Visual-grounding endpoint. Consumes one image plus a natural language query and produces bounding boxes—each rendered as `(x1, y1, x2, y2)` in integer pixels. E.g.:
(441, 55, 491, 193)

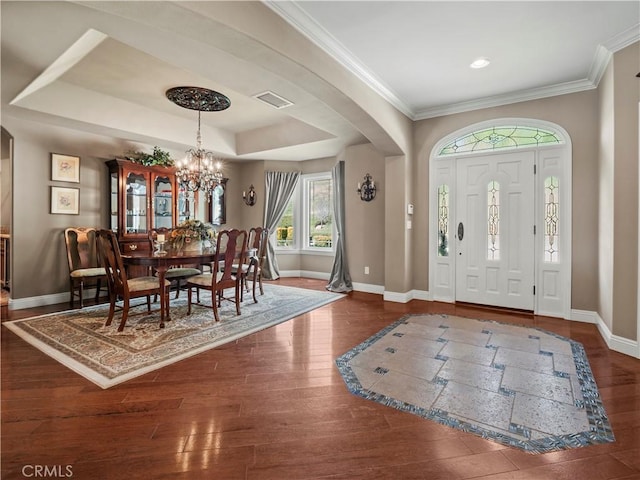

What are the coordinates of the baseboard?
(9, 291, 69, 310)
(412, 289, 432, 301)
(280, 270, 433, 303)
(383, 289, 431, 303)
(352, 282, 385, 295)
(279, 270, 330, 281)
(8, 288, 102, 311)
(279, 270, 386, 295)
(571, 309, 639, 359)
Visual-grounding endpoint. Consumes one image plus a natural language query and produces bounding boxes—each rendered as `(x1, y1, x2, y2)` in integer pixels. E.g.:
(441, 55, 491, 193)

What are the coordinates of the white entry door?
(455, 151, 535, 310)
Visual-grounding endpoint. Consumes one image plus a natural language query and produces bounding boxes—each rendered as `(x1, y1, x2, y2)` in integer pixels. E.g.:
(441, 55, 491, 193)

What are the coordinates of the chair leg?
(235, 282, 241, 315)
(118, 298, 130, 332)
(69, 281, 75, 308)
(95, 279, 101, 301)
(251, 270, 258, 303)
(146, 295, 151, 312)
(212, 289, 221, 322)
(79, 281, 84, 308)
(166, 287, 171, 320)
(258, 273, 264, 295)
(187, 287, 192, 315)
(105, 295, 116, 326)
(174, 280, 181, 299)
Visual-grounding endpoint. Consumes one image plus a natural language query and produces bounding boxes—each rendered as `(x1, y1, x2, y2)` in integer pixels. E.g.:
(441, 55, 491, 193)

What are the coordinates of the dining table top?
(120, 247, 220, 266)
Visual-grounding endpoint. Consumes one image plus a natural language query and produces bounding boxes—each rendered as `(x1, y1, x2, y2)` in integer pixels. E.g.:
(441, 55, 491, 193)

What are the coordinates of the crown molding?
(603, 23, 640, 52)
(263, 0, 414, 118)
(414, 78, 598, 120)
(266, 3, 639, 121)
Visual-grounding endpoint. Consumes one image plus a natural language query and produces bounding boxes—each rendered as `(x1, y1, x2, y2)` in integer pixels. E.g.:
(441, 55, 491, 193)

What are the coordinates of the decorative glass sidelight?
(544, 176, 559, 262)
(487, 181, 500, 260)
(439, 126, 562, 156)
(437, 184, 450, 256)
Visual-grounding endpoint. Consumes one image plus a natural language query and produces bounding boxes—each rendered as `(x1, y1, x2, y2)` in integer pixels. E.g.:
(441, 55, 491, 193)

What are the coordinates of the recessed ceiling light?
(470, 57, 490, 69)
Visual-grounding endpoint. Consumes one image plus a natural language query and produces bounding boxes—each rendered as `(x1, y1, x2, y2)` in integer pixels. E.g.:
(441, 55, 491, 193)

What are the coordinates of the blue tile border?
(335, 314, 615, 454)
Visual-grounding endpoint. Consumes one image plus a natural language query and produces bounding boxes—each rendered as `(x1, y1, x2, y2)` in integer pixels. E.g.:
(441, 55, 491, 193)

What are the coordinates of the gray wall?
(600, 42, 639, 340)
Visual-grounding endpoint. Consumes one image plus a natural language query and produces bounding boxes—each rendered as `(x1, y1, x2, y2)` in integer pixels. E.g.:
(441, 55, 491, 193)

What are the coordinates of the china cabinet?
(107, 159, 179, 254)
(107, 159, 227, 254)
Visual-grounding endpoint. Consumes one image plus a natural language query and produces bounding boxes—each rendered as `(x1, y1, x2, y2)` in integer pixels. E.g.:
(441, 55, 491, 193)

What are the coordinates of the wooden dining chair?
(186, 229, 248, 322)
(148, 228, 201, 298)
(64, 227, 107, 308)
(97, 229, 171, 332)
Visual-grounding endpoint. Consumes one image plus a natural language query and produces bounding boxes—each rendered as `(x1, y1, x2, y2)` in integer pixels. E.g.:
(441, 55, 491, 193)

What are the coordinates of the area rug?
(4, 284, 343, 389)
(336, 313, 615, 453)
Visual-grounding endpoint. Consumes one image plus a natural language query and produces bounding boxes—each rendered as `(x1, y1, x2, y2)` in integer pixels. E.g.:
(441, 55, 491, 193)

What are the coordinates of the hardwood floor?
(2, 278, 639, 479)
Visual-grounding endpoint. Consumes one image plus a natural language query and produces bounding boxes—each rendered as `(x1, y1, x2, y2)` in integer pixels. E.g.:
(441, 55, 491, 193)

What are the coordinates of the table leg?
(156, 267, 167, 328)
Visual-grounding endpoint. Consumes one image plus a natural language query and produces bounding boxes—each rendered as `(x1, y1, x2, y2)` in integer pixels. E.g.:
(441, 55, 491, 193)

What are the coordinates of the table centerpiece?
(170, 219, 217, 253)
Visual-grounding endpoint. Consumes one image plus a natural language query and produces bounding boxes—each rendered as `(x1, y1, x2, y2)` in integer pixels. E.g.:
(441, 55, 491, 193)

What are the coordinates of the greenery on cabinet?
(124, 146, 174, 167)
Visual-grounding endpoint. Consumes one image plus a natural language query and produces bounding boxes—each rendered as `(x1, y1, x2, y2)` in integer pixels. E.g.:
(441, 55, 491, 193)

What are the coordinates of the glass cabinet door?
(211, 183, 226, 225)
(153, 174, 173, 229)
(125, 171, 148, 234)
(178, 189, 196, 224)
(110, 171, 118, 232)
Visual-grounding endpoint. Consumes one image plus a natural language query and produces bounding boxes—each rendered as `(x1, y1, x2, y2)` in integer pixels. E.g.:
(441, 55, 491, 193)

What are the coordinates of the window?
(274, 173, 334, 253)
(487, 180, 500, 260)
(544, 176, 559, 263)
(437, 184, 449, 257)
(439, 126, 562, 156)
(276, 197, 295, 248)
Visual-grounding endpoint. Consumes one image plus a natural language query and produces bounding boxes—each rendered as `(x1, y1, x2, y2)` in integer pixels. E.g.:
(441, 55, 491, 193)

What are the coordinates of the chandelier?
(166, 86, 230, 200)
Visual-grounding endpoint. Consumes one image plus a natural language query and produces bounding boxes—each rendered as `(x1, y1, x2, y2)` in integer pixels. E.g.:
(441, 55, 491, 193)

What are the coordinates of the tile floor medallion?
(336, 314, 615, 453)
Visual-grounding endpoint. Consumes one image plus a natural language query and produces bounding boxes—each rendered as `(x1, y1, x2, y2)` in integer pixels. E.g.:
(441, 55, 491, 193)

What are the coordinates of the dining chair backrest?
(213, 229, 248, 282)
(247, 227, 265, 258)
(97, 229, 128, 296)
(256, 227, 269, 263)
(65, 227, 100, 273)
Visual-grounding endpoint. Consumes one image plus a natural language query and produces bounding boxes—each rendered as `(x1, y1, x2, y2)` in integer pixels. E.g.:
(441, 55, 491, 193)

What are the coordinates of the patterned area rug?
(5, 285, 343, 388)
(336, 314, 615, 453)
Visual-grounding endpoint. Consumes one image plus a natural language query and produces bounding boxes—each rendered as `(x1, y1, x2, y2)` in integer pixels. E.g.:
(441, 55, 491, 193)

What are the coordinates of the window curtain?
(262, 171, 300, 280)
(326, 161, 353, 292)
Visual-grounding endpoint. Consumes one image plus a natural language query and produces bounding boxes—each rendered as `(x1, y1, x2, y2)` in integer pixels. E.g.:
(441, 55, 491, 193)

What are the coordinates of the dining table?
(120, 247, 220, 327)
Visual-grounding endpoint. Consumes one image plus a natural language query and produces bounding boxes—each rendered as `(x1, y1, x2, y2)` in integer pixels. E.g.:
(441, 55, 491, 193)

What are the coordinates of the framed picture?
(51, 186, 79, 215)
(51, 153, 80, 183)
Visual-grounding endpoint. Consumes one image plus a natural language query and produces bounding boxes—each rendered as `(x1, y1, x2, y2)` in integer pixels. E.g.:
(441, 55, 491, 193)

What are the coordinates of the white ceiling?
(2, 1, 638, 162)
(270, 0, 640, 118)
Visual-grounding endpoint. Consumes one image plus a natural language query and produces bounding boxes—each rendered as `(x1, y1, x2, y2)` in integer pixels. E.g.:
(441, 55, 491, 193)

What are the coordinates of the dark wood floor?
(2, 278, 639, 479)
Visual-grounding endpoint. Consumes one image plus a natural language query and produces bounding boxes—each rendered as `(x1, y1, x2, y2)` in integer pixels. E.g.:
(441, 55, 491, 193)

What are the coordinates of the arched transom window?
(439, 126, 562, 156)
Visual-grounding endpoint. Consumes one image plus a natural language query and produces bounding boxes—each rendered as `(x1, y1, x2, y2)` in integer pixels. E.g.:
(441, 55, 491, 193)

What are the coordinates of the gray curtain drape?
(262, 171, 300, 280)
(326, 161, 353, 292)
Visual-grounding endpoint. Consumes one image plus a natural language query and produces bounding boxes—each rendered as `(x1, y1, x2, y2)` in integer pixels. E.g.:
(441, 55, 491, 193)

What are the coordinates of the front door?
(455, 151, 535, 310)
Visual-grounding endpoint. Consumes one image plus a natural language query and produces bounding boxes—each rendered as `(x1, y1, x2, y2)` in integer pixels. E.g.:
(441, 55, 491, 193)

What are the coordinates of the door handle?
(457, 222, 464, 241)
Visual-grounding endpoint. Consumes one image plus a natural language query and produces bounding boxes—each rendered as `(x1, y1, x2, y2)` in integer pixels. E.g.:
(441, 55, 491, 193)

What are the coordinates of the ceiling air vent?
(253, 91, 293, 109)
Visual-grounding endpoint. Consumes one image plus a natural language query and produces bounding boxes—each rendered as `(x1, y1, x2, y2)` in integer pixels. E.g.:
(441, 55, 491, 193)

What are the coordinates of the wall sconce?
(357, 173, 376, 202)
(243, 184, 257, 206)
